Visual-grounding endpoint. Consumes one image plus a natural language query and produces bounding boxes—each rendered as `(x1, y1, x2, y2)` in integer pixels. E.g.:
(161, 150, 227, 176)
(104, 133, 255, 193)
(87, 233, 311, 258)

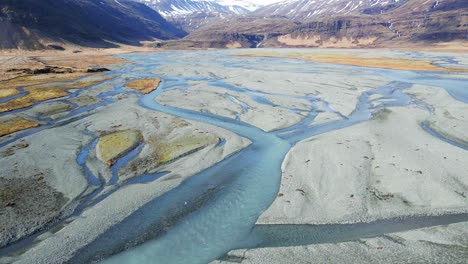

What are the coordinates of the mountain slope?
(255, 0, 406, 20)
(166, 0, 467, 49)
(216, 0, 267, 12)
(135, 0, 259, 32)
(270, 0, 468, 47)
(0, 0, 187, 49)
(163, 15, 300, 48)
(135, 0, 250, 17)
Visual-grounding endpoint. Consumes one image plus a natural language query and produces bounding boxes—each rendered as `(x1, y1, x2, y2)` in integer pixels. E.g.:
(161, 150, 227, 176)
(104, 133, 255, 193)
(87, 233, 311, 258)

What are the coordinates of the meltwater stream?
(66, 51, 466, 264)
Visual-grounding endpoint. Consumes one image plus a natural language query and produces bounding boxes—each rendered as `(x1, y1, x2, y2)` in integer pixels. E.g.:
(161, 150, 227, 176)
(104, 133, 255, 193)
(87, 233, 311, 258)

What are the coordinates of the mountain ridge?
(134, 0, 255, 17)
(161, 0, 467, 49)
(254, 0, 406, 20)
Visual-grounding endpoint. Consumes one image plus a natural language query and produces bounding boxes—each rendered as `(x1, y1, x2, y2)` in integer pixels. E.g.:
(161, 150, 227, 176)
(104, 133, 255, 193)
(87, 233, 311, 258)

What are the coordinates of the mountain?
(135, 0, 278, 32)
(135, 0, 251, 18)
(278, 0, 468, 45)
(164, 0, 467, 49)
(217, 0, 267, 12)
(0, 0, 187, 49)
(254, 0, 407, 20)
(167, 15, 299, 48)
(1, 0, 465, 50)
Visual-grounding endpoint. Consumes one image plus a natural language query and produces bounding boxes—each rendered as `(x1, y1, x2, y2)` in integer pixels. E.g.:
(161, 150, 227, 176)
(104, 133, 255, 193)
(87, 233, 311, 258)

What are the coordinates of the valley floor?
(0, 48, 467, 264)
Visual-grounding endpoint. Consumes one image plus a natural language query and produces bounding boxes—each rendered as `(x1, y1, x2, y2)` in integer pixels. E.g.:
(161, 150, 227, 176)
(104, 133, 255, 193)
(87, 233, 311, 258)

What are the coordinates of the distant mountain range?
(134, 0, 269, 32)
(0, 0, 186, 49)
(161, 0, 468, 49)
(0, 0, 466, 50)
(254, 0, 407, 20)
(135, 0, 266, 17)
(135, 0, 248, 17)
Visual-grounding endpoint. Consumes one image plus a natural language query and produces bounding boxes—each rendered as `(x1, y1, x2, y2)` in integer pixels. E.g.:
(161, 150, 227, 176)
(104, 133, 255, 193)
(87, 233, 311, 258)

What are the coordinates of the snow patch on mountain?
(136, 0, 279, 17)
(255, 0, 405, 20)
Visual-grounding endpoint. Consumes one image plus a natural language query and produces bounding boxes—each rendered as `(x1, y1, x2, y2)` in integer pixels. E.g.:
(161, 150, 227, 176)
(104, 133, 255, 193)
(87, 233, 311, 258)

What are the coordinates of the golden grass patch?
(0, 118, 40, 137)
(96, 130, 143, 166)
(300, 53, 445, 71)
(0, 75, 114, 113)
(239, 52, 468, 72)
(39, 103, 71, 115)
(0, 89, 19, 99)
(30, 76, 115, 90)
(0, 74, 87, 90)
(126, 78, 161, 94)
(150, 134, 219, 164)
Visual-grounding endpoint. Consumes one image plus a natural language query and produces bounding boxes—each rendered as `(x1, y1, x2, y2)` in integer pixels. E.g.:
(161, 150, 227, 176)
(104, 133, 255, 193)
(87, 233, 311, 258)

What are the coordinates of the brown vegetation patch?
(0, 52, 127, 84)
(148, 134, 219, 164)
(303, 53, 465, 72)
(96, 130, 143, 166)
(0, 75, 113, 113)
(0, 88, 19, 99)
(239, 52, 468, 72)
(0, 118, 39, 137)
(126, 78, 161, 94)
(0, 73, 87, 90)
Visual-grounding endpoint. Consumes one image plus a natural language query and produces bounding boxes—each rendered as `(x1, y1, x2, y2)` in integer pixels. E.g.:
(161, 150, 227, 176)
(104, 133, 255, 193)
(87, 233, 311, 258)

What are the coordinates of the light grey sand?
(213, 78, 468, 263)
(212, 221, 468, 264)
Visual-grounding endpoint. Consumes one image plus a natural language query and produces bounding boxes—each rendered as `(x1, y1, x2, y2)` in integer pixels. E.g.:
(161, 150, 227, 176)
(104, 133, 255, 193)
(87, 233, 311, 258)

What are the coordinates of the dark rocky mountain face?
(0, 0, 187, 49)
(381, 0, 468, 42)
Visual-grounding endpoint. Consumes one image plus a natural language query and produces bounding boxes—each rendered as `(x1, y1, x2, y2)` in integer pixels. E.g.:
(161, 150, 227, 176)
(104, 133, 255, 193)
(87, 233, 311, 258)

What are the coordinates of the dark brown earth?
(0, 175, 68, 248)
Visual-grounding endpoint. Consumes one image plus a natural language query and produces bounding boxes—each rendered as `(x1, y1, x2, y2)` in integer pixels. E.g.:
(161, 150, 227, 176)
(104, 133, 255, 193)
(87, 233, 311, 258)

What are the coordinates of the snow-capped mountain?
(255, 0, 407, 20)
(135, 0, 283, 32)
(135, 0, 258, 17)
(166, 0, 467, 49)
(216, 0, 266, 11)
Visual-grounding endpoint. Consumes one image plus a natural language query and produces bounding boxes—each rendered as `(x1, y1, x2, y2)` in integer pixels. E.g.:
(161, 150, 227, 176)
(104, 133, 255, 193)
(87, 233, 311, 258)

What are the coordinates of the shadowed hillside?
(0, 0, 187, 49)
